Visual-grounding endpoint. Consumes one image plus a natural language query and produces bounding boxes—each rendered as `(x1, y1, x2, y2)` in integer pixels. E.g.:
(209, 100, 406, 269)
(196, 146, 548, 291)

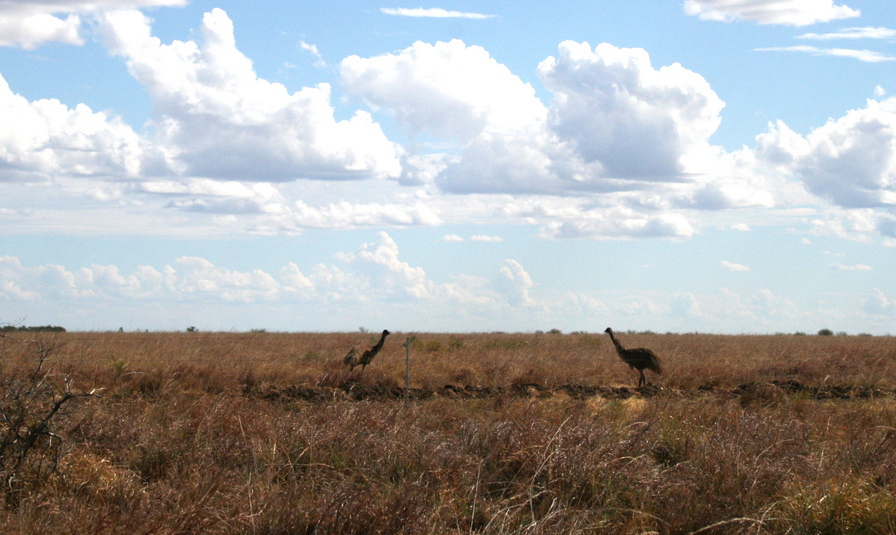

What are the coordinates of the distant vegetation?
(0, 325, 66, 332)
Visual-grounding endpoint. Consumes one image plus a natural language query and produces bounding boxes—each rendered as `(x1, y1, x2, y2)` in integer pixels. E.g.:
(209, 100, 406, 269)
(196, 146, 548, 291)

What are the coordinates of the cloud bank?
(0, 6, 894, 242)
(2, 233, 892, 332)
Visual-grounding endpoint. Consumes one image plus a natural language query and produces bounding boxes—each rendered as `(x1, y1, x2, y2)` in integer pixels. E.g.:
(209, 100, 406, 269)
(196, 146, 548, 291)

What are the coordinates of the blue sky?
(1, 0, 895, 334)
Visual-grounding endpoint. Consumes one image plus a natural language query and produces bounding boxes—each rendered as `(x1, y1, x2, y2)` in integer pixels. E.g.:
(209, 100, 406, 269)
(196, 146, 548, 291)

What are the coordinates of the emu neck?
(608, 332, 625, 354)
(373, 332, 388, 352)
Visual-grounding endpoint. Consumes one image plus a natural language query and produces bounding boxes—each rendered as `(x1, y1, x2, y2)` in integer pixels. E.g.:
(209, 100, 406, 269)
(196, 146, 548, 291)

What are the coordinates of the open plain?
(2, 330, 896, 533)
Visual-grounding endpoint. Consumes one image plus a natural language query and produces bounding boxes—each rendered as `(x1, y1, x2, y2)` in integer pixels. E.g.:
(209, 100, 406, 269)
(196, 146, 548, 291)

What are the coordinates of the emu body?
(344, 329, 390, 372)
(605, 327, 662, 387)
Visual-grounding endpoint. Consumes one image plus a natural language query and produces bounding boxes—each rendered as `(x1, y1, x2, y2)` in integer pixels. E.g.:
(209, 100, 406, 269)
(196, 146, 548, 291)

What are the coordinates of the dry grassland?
(2, 330, 896, 533)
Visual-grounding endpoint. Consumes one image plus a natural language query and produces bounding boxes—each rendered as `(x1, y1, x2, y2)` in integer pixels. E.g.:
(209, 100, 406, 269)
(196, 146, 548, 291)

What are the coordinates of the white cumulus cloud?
(339, 231, 432, 299)
(721, 260, 750, 272)
(863, 288, 896, 316)
(755, 98, 896, 209)
(96, 8, 402, 182)
(0, 12, 82, 48)
(0, 72, 147, 181)
(537, 40, 725, 182)
(340, 38, 735, 238)
(0, 0, 185, 49)
(342, 39, 545, 143)
(494, 259, 535, 306)
(299, 40, 326, 67)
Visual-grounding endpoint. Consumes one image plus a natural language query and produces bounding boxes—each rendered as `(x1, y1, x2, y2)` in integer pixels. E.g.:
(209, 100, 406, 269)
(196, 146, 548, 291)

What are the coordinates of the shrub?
(0, 336, 98, 506)
(111, 358, 128, 374)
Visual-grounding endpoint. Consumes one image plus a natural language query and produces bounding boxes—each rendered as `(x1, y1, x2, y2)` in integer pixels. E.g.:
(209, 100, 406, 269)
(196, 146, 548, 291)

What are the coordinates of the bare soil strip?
(247, 379, 893, 403)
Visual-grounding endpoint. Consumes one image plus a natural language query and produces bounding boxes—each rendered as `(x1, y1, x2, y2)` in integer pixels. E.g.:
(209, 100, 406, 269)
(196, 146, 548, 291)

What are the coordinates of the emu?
(343, 329, 390, 372)
(605, 327, 662, 387)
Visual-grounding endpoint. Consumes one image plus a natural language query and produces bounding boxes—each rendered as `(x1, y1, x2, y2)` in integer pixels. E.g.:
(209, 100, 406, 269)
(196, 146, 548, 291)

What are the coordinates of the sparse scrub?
(297, 349, 322, 362)
(110, 358, 127, 374)
(0, 331, 894, 532)
(0, 335, 98, 507)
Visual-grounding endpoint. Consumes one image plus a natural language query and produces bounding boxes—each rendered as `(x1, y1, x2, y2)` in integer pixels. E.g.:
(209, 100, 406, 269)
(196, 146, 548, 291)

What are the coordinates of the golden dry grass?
(1, 330, 896, 533)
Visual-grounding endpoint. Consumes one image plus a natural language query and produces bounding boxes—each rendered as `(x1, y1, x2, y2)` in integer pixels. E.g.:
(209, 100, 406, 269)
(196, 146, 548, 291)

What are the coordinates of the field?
(2, 330, 896, 533)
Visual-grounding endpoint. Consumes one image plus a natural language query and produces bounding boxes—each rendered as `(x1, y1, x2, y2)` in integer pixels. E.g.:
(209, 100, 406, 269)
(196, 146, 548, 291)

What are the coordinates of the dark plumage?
(605, 327, 662, 387)
(342, 347, 358, 370)
(344, 329, 390, 372)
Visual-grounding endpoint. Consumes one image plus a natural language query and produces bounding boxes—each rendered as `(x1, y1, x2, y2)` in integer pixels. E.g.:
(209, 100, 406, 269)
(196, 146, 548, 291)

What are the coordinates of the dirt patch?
(733, 380, 888, 400)
(248, 381, 683, 403)
(244, 372, 896, 403)
(246, 380, 896, 404)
